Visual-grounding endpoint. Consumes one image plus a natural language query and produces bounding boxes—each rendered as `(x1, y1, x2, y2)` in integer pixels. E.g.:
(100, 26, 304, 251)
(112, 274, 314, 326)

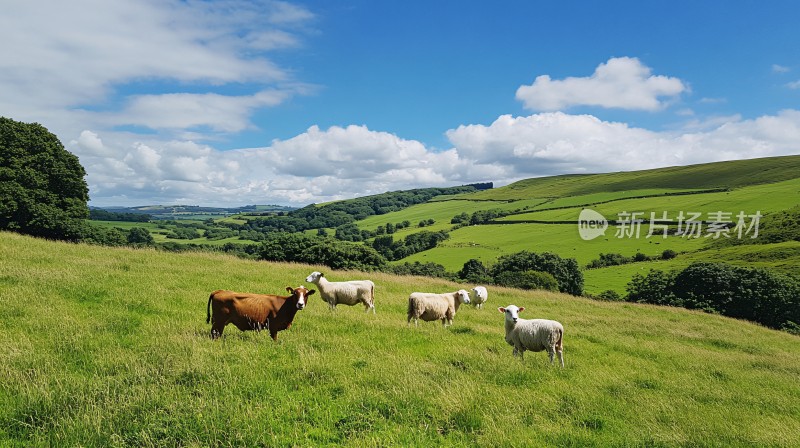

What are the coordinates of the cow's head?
(286, 286, 315, 310)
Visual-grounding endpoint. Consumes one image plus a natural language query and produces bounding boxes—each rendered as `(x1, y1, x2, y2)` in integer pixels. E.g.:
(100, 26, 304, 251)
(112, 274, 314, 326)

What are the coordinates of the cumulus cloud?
(446, 110, 800, 178)
(69, 109, 800, 207)
(516, 57, 687, 111)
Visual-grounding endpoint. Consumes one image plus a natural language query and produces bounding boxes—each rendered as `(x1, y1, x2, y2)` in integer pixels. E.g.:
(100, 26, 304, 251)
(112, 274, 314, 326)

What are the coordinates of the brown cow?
(206, 286, 315, 341)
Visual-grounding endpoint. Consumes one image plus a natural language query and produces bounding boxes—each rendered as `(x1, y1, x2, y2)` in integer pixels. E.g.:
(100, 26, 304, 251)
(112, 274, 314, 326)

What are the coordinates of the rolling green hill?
(0, 231, 798, 446)
(444, 154, 800, 201)
(352, 155, 800, 295)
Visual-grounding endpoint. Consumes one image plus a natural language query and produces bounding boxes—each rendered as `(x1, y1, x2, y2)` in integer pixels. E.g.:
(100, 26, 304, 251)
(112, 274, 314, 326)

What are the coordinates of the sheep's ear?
(518, 307, 525, 313)
(319, 272, 324, 277)
(498, 307, 506, 313)
(286, 286, 294, 293)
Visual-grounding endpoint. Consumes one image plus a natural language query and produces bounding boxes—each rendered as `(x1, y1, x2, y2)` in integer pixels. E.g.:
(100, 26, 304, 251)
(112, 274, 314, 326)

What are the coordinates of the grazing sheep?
(407, 290, 471, 326)
(305, 271, 376, 313)
(470, 286, 488, 309)
(498, 305, 564, 367)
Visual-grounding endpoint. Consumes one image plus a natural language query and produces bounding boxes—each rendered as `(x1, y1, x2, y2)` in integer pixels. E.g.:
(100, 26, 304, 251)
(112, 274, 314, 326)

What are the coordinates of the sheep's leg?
(556, 348, 564, 367)
(548, 349, 555, 364)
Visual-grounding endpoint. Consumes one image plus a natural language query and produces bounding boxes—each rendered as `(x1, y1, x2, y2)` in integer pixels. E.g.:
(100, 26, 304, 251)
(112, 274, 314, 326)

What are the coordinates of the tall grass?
(1, 231, 798, 446)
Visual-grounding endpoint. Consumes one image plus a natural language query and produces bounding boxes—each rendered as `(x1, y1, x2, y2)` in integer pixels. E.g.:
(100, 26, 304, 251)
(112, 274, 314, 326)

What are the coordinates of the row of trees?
(586, 249, 677, 269)
(626, 262, 799, 333)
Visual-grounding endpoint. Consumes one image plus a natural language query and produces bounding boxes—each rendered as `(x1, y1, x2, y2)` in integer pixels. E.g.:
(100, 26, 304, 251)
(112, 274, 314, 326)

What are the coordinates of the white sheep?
(305, 271, 376, 313)
(498, 305, 564, 367)
(470, 286, 488, 309)
(407, 290, 471, 326)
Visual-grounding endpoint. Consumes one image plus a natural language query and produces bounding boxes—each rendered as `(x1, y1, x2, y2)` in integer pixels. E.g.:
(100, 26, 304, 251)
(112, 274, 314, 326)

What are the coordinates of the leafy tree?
(490, 251, 583, 296)
(596, 289, 623, 301)
(0, 117, 89, 240)
(127, 227, 154, 246)
(451, 212, 470, 224)
(625, 269, 678, 306)
(259, 232, 386, 271)
(625, 263, 800, 333)
(81, 223, 128, 246)
(494, 270, 559, 291)
(389, 261, 451, 279)
(335, 222, 363, 241)
(661, 249, 678, 260)
(458, 258, 491, 283)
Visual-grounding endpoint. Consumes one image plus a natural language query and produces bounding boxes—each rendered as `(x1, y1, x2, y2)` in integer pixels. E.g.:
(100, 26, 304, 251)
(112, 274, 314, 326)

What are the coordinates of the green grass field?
(399, 223, 706, 271)
(1, 231, 799, 446)
(500, 177, 800, 222)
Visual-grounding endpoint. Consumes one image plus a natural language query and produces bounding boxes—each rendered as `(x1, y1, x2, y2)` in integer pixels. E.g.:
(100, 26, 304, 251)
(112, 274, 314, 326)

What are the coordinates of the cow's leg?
(210, 323, 225, 339)
(270, 330, 279, 342)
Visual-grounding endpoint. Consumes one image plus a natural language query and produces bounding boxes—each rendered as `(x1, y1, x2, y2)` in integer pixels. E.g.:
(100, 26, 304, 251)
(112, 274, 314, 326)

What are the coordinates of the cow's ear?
(286, 286, 294, 294)
(308, 289, 316, 296)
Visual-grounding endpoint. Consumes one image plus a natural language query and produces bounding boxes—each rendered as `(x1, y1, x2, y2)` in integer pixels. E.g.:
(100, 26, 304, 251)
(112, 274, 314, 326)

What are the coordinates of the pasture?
(1, 231, 798, 446)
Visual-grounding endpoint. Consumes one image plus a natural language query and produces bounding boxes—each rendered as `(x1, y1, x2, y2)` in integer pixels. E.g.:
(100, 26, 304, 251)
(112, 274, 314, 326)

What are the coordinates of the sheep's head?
(498, 305, 525, 323)
(456, 289, 471, 304)
(286, 286, 316, 310)
(305, 271, 324, 283)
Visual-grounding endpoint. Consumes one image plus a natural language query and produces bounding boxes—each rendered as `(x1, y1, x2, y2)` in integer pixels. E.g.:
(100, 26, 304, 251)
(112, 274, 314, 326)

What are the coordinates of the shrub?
(458, 259, 491, 284)
(596, 290, 623, 301)
(494, 270, 559, 291)
(490, 251, 583, 296)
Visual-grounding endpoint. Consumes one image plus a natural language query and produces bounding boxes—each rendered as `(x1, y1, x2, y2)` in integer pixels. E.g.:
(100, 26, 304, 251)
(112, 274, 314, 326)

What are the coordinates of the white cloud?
(71, 109, 800, 207)
(516, 57, 687, 111)
(772, 64, 790, 73)
(446, 110, 800, 178)
(787, 80, 800, 90)
(0, 0, 313, 141)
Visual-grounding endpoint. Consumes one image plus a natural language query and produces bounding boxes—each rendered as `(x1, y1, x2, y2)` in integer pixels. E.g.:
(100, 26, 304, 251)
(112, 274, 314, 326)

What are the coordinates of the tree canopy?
(0, 117, 89, 240)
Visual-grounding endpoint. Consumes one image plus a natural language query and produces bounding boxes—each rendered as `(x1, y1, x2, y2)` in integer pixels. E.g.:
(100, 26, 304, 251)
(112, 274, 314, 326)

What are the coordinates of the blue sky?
(1, 1, 799, 206)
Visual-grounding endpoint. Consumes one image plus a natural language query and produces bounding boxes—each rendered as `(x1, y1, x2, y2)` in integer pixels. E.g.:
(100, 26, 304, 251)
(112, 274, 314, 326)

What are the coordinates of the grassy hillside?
(1, 232, 798, 446)
(450, 154, 800, 201)
(356, 156, 800, 296)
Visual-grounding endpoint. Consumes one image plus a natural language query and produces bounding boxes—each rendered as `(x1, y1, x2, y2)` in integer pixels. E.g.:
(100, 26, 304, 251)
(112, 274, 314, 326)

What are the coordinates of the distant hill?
(94, 204, 295, 219)
(449, 154, 800, 201)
